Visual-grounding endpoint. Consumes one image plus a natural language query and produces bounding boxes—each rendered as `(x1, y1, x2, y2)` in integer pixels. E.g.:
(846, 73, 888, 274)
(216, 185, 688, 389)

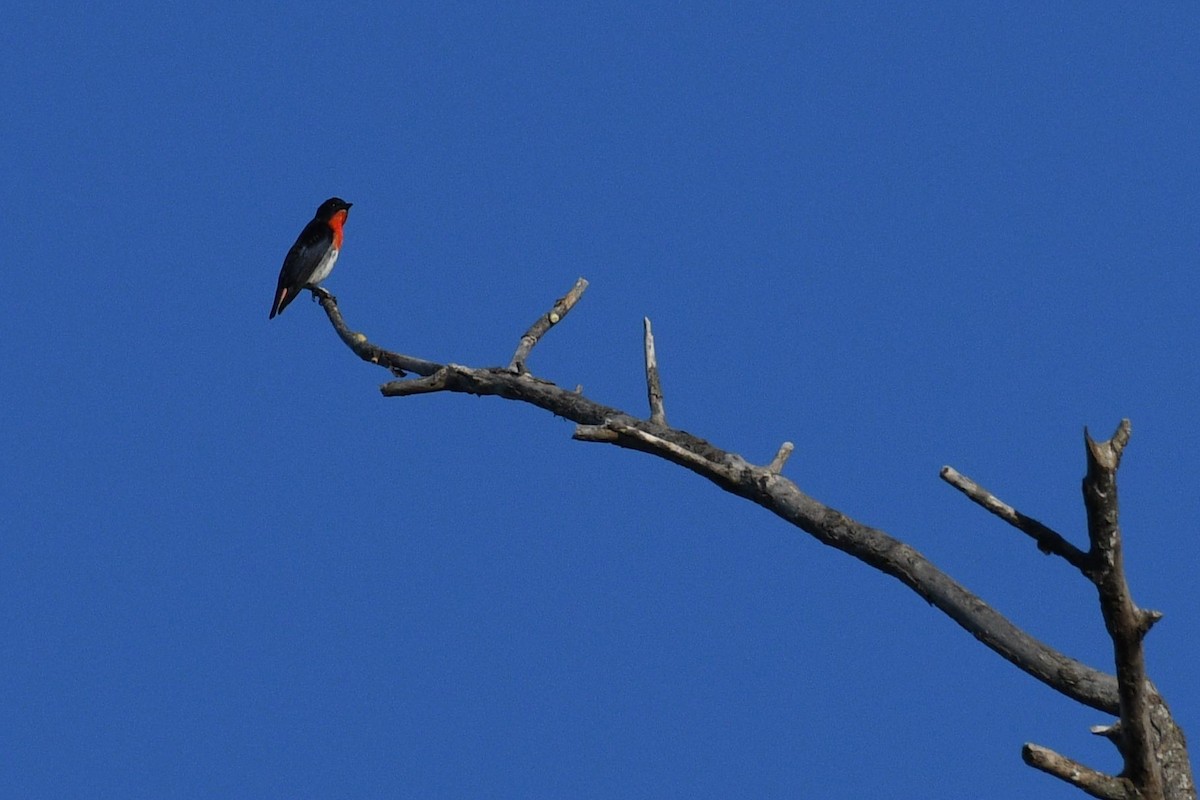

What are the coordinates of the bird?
(269, 197, 353, 319)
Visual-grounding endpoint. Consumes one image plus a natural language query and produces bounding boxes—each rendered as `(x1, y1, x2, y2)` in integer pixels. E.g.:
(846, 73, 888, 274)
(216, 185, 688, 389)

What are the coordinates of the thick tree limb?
(314, 282, 1193, 799)
(1082, 422, 1168, 800)
(944, 423, 1191, 800)
(316, 286, 1118, 714)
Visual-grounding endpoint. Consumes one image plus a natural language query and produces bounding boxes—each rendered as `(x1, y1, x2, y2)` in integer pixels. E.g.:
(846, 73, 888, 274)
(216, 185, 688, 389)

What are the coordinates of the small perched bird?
(269, 197, 353, 319)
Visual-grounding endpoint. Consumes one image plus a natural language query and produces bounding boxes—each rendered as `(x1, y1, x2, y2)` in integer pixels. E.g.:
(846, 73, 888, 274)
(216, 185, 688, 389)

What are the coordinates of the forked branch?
(942, 422, 1189, 800)
(939, 466, 1089, 570)
(315, 281, 1116, 710)
(311, 280, 1192, 799)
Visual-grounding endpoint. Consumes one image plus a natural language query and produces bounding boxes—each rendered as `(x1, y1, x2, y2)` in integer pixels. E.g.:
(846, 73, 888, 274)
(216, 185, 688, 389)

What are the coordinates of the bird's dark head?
(315, 197, 352, 221)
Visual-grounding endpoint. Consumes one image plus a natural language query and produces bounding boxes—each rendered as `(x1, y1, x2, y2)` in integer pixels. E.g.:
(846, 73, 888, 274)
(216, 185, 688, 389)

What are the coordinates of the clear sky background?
(3, 3, 1197, 798)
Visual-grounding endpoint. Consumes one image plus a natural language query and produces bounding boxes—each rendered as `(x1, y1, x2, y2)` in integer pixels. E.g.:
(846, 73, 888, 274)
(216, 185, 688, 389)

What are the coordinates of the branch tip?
(507, 277, 589, 373)
(1085, 419, 1132, 471)
(381, 368, 451, 397)
(1138, 609, 1164, 638)
(1022, 743, 1134, 800)
(1113, 417, 1132, 450)
(940, 465, 1088, 571)
(314, 291, 451, 377)
(767, 442, 795, 473)
(642, 316, 667, 425)
(573, 423, 619, 443)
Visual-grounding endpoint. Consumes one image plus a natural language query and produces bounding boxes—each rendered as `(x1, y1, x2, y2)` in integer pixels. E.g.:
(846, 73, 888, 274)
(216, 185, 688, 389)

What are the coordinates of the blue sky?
(3, 3, 1197, 797)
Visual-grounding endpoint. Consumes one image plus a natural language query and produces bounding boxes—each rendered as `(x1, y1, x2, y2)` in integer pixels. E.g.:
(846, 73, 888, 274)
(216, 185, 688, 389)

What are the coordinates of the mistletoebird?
(269, 197, 352, 319)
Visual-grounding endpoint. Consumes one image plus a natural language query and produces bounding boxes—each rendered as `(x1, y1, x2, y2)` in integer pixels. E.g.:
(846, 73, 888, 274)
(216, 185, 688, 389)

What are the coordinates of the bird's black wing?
(270, 219, 333, 318)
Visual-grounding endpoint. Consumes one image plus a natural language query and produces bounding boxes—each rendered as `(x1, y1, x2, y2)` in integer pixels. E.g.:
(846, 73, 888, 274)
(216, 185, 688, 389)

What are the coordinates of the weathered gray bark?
(310, 280, 1193, 799)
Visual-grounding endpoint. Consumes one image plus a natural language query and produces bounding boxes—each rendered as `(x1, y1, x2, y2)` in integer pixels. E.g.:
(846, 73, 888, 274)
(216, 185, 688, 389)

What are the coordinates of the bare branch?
(939, 466, 1090, 571)
(572, 424, 620, 443)
(643, 317, 667, 425)
(1091, 721, 1123, 749)
(1022, 743, 1136, 800)
(576, 419, 736, 480)
(315, 288, 440, 377)
(315, 291, 1122, 716)
(1138, 610, 1164, 637)
(767, 442, 794, 474)
(314, 285, 1199, 796)
(507, 277, 589, 374)
(1083, 420, 1165, 799)
(378, 367, 451, 396)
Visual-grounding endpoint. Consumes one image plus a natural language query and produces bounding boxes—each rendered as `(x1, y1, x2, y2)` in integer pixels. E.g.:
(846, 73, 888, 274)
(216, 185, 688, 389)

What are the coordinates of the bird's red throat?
(328, 210, 347, 249)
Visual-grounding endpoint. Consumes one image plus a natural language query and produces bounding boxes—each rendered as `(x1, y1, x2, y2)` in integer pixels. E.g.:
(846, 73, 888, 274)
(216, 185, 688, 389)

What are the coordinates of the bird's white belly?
(307, 246, 339, 286)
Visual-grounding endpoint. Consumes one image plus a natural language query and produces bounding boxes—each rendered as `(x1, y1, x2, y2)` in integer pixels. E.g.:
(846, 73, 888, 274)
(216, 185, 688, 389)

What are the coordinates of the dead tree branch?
(310, 280, 1193, 799)
(939, 466, 1089, 570)
(940, 422, 1190, 800)
(642, 317, 667, 425)
(766, 441, 795, 474)
(507, 277, 589, 374)
(1023, 743, 1137, 800)
(1077, 422, 1167, 799)
(316, 283, 1116, 709)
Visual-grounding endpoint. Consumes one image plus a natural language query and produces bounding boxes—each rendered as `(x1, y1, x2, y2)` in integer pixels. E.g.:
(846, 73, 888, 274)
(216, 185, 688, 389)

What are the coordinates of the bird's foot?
(309, 286, 336, 304)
